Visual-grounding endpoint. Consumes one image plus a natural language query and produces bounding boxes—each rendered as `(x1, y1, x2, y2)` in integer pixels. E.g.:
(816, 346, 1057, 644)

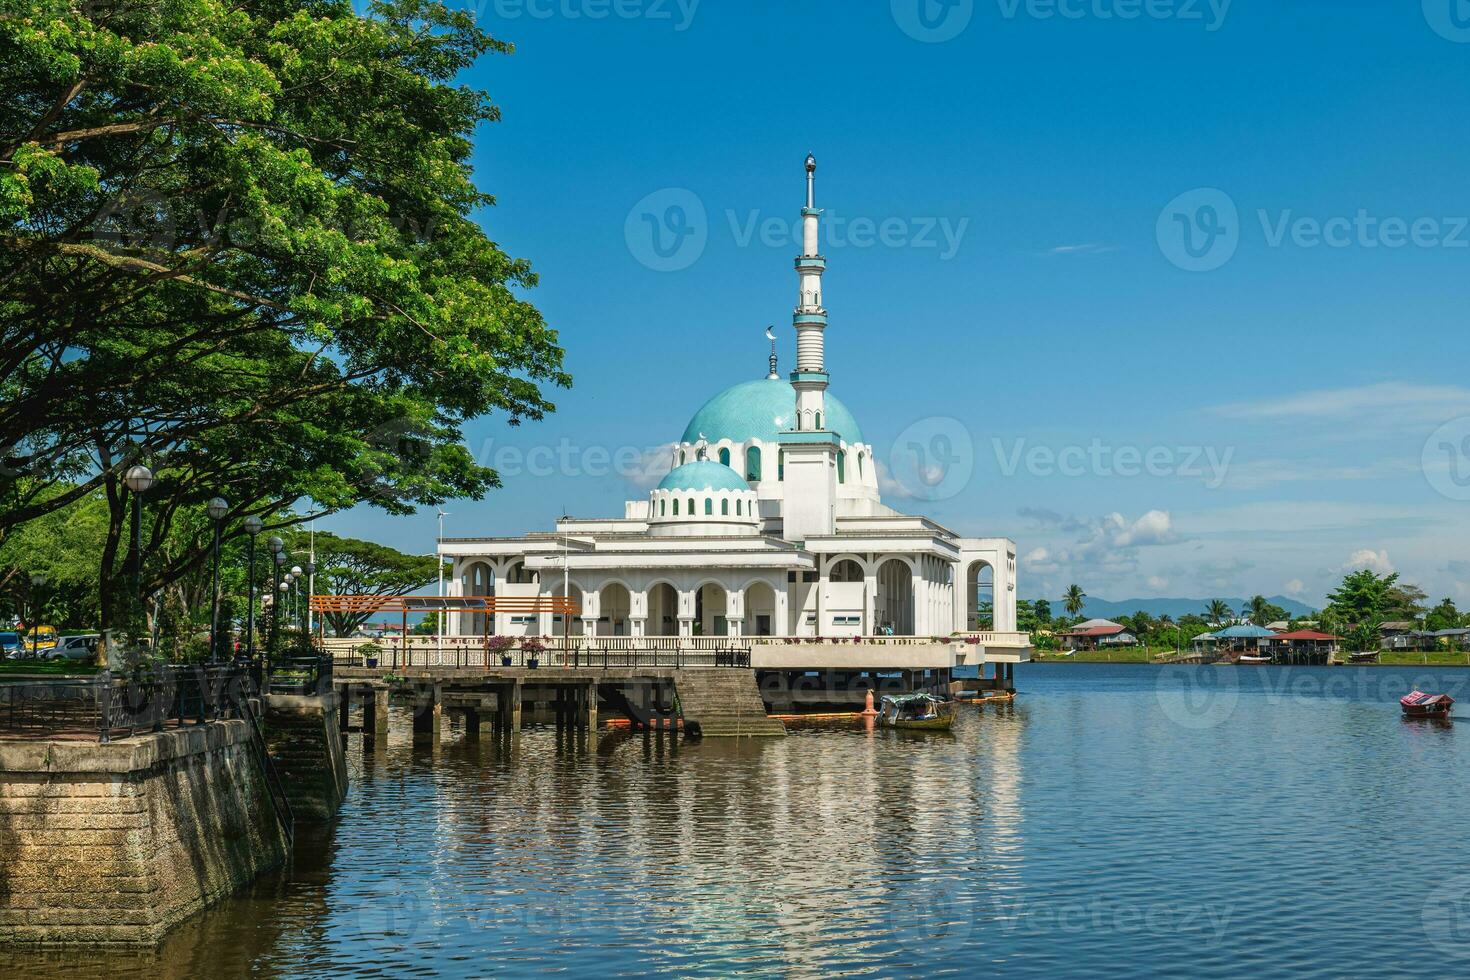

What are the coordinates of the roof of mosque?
(680, 378, 864, 446)
(656, 460, 751, 493)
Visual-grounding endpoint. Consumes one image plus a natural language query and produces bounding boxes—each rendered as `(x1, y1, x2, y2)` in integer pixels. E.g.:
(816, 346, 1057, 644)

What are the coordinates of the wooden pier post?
(584, 680, 598, 733)
(413, 683, 441, 744)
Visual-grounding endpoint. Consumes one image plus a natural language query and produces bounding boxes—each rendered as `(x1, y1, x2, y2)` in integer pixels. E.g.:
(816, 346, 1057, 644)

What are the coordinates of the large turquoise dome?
(657, 461, 751, 492)
(680, 378, 864, 446)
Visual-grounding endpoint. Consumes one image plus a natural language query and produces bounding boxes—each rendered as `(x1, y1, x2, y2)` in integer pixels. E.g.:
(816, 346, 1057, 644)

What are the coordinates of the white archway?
(601, 582, 632, 636)
(647, 582, 679, 636)
(966, 560, 995, 631)
(695, 581, 728, 636)
(875, 558, 915, 636)
(745, 581, 777, 636)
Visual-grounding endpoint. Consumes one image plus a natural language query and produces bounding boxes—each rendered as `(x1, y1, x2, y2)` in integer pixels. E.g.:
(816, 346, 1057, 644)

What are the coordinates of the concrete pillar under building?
(413, 684, 442, 744)
(363, 686, 390, 742)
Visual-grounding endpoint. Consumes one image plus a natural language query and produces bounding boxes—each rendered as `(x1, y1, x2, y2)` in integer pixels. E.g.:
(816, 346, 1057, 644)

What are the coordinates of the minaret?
(777, 154, 840, 544)
(791, 153, 828, 429)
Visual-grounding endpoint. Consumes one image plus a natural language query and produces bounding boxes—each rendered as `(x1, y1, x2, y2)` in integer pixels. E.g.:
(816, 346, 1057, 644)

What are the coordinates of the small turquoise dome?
(657, 460, 750, 492)
(680, 378, 864, 445)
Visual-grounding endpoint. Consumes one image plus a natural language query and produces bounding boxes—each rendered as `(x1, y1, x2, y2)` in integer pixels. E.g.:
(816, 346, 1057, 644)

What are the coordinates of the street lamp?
(206, 497, 229, 662)
(290, 566, 303, 634)
(29, 573, 46, 659)
(270, 547, 286, 654)
(243, 516, 263, 663)
(303, 561, 316, 640)
(123, 465, 154, 625)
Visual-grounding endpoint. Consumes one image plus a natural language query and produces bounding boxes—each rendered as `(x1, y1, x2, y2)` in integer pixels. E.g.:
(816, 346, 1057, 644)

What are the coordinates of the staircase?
(674, 670, 786, 737)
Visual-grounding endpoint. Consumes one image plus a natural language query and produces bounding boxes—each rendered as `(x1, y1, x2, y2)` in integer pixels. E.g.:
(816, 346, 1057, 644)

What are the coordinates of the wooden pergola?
(309, 594, 580, 643)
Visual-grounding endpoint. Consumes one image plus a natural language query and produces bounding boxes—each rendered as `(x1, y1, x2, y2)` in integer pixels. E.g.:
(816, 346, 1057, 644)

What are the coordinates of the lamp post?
(290, 566, 304, 636)
(303, 561, 316, 641)
(29, 573, 46, 658)
(206, 497, 229, 662)
(268, 538, 284, 655)
(243, 516, 263, 664)
(278, 580, 290, 656)
(123, 465, 154, 615)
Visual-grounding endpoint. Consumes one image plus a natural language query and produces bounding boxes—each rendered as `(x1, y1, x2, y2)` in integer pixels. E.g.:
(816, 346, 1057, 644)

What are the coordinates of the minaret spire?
(765, 325, 779, 380)
(792, 153, 828, 429)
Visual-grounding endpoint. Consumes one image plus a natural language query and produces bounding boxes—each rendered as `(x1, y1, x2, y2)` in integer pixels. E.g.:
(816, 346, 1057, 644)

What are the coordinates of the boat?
(1400, 691, 1455, 718)
(955, 690, 1016, 705)
(1237, 654, 1273, 665)
(877, 694, 958, 731)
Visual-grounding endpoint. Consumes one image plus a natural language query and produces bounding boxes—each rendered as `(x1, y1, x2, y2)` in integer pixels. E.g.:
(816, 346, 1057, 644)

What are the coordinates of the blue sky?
(326, 0, 1470, 608)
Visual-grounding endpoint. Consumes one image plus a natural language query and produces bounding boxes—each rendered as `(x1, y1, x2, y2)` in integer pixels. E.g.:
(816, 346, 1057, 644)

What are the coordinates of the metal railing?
(2, 665, 246, 743)
(327, 641, 751, 671)
(266, 653, 334, 695)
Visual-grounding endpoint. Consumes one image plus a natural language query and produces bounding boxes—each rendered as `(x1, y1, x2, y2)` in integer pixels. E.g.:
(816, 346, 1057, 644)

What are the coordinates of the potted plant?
(355, 641, 382, 669)
(522, 637, 546, 669)
(488, 634, 515, 667)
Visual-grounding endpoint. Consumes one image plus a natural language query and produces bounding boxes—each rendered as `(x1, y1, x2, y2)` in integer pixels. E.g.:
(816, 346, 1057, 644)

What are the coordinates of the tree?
(1033, 599, 1052, 624)
(1064, 584, 1086, 617)
(1425, 598, 1462, 632)
(307, 532, 440, 637)
(2, 0, 570, 637)
(1130, 610, 1154, 645)
(1246, 595, 1288, 627)
(1205, 599, 1232, 625)
(1326, 570, 1402, 626)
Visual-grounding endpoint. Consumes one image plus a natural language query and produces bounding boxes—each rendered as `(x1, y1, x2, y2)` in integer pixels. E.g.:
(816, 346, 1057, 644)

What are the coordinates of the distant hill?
(1035, 595, 1319, 621)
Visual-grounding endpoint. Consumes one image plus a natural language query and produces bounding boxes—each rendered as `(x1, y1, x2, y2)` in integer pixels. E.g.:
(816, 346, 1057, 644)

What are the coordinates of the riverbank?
(1036, 650, 1470, 666)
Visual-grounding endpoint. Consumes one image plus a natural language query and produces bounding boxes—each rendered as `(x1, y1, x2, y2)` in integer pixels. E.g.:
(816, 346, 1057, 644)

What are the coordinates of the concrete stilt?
(585, 681, 598, 733)
(363, 686, 390, 742)
(413, 684, 441, 744)
(338, 687, 352, 732)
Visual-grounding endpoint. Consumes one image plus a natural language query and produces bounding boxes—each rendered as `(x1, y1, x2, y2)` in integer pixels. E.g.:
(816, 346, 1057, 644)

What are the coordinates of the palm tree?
(1248, 595, 1271, 626)
(1205, 599, 1232, 625)
(1064, 584, 1087, 618)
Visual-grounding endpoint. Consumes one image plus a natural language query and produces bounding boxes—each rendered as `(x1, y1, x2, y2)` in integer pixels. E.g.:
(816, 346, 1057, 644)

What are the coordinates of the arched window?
(745, 446, 761, 481)
(660, 499, 667, 516)
(673, 498, 680, 516)
(778, 450, 785, 481)
(815, 411, 822, 430)
(735, 500, 742, 516)
(705, 497, 713, 515)
(679, 449, 686, 465)
(687, 497, 695, 516)
(858, 452, 865, 478)
(830, 559, 864, 582)
(721, 499, 729, 515)
(718, 447, 730, 466)
(837, 450, 846, 484)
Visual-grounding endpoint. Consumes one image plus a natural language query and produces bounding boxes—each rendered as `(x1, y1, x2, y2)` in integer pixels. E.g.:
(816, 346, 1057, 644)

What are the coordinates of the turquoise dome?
(680, 378, 864, 446)
(657, 461, 751, 492)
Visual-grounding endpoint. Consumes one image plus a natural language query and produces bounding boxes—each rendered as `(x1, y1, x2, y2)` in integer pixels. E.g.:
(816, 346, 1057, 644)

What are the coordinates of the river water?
(6, 663, 1470, 978)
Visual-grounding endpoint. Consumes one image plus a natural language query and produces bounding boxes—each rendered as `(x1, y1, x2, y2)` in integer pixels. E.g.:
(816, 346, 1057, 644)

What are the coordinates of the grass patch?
(1374, 651, 1470, 667)
(1035, 648, 1160, 663)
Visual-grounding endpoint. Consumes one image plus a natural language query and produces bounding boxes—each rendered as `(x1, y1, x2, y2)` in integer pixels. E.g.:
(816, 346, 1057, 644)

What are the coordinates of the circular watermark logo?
(1155, 665, 1239, 730)
(886, 416, 974, 501)
(1423, 873, 1470, 956)
(891, 0, 975, 43)
(1424, 0, 1470, 43)
(885, 880, 972, 958)
(1423, 416, 1470, 501)
(625, 187, 708, 272)
(352, 883, 427, 954)
(1157, 187, 1240, 272)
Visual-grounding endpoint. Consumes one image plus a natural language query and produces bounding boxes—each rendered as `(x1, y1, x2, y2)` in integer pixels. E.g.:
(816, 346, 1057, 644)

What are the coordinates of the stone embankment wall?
(261, 692, 348, 821)
(0, 721, 291, 946)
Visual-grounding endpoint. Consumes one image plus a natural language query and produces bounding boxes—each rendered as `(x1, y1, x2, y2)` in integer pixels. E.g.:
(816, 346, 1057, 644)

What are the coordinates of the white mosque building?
(439, 157, 1021, 648)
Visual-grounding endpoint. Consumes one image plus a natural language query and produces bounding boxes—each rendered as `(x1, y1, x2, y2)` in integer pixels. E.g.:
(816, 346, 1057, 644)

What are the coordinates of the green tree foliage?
(1326, 569, 1413, 625)
(1425, 598, 1464, 632)
(2, 0, 570, 632)
(303, 531, 440, 637)
(0, 488, 107, 627)
(1063, 584, 1086, 617)
(1246, 594, 1288, 627)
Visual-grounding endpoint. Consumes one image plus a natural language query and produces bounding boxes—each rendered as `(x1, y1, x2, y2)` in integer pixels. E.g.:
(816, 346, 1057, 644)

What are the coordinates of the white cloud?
(1146, 575, 1169, 591)
(1039, 243, 1117, 256)
(1217, 456, 1420, 490)
(1023, 547, 1059, 574)
(1284, 579, 1305, 597)
(1339, 549, 1395, 575)
(1020, 508, 1180, 574)
(1213, 381, 1470, 425)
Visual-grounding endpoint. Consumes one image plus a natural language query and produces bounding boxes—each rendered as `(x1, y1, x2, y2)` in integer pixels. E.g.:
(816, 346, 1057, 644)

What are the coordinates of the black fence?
(265, 653, 334, 695)
(0, 665, 253, 744)
(471, 644, 752, 670)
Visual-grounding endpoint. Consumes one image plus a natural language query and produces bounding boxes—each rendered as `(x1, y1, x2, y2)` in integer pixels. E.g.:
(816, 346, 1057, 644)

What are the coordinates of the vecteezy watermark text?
(1158, 187, 1470, 272)
(890, 0, 1231, 42)
(993, 438, 1234, 488)
(479, 0, 699, 29)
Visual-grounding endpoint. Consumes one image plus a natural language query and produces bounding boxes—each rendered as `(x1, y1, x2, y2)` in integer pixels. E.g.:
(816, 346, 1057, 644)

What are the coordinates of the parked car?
(46, 634, 100, 662)
(0, 631, 21, 658)
(23, 625, 58, 654)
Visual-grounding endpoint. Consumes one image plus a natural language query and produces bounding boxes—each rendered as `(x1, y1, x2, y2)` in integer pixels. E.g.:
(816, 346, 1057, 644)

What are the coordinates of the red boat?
(1400, 691, 1455, 718)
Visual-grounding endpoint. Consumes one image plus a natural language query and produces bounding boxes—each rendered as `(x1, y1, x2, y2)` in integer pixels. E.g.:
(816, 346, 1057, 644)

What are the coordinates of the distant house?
(1193, 624, 1277, 655)
(1262, 630, 1340, 665)
(1379, 622, 1417, 649)
(1265, 621, 1291, 633)
(1056, 619, 1137, 651)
